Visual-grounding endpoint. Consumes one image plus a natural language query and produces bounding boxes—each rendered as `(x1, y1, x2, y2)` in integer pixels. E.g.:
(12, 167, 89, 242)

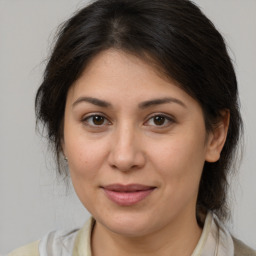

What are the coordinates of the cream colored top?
(8, 212, 256, 256)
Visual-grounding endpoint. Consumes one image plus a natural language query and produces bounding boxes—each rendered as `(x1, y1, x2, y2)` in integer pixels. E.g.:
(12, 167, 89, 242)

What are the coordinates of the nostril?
(110, 164, 118, 170)
(107, 141, 146, 172)
(110, 163, 142, 172)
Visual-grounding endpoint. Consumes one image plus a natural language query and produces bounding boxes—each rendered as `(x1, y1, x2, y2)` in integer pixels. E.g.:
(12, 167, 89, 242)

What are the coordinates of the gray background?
(0, 0, 255, 254)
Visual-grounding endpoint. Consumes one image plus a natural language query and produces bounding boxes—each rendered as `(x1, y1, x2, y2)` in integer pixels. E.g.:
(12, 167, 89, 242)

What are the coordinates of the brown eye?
(92, 115, 105, 125)
(153, 116, 166, 126)
(83, 114, 110, 127)
(145, 114, 174, 128)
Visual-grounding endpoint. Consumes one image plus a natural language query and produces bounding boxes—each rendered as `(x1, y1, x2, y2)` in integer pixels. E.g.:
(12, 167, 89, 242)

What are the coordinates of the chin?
(96, 211, 158, 237)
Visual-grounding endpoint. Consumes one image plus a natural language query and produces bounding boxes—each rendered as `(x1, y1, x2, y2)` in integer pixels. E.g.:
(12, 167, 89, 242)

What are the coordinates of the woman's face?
(63, 49, 221, 237)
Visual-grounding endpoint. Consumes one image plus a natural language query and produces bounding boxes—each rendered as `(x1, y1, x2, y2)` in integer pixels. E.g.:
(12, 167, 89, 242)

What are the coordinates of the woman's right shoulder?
(7, 218, 93, 256)
(7, 225, 81, 256)
(8, 241, 40, 256)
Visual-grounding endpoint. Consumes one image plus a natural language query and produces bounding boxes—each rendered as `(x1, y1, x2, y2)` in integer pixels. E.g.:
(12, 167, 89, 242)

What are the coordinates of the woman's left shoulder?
(233, 237, 256, 256)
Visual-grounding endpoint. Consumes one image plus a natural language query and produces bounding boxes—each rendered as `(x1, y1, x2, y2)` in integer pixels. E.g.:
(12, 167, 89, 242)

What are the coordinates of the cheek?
(150, 133, 206, 191)
(150, 138, 206, 214)
(66, 137, 108, 182)
(66, 138, 109, 210)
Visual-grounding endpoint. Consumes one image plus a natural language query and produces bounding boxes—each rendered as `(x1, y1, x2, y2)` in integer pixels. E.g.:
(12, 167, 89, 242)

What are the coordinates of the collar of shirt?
(39, 212, 234, 256)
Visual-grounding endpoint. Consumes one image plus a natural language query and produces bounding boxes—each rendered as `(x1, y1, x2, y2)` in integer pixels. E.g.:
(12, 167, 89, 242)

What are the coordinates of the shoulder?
(7, 219, 93, 256)
(233, 237, 256, 256)
(8, 241, 40, 256)
(7, 228, 79, 256)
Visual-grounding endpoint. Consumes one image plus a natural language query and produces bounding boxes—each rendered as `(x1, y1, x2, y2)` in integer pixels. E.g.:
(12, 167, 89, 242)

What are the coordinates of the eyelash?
(81, 113, 175, 129)
(82, 113, 111, 127)
(144, 114, 175, 127)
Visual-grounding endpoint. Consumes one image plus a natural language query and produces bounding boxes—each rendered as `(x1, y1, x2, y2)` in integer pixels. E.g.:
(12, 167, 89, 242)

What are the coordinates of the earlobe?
(205, 110, 230, 163)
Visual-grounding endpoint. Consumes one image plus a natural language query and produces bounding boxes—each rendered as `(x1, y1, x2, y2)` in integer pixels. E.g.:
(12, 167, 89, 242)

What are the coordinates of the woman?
(9, 0, 255, 255)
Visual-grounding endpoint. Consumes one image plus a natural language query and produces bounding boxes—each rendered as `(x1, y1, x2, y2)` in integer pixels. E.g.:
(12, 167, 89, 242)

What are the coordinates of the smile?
(101, 184, 156, 206)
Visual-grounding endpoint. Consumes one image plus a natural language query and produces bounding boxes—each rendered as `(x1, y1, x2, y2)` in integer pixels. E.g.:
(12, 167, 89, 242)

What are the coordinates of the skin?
(63, 49, 229, 256)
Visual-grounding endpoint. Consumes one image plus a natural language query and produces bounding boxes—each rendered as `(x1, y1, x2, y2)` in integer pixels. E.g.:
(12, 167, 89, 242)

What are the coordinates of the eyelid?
(80, 112, 175, 129)
(81, 113, 112, 127)
(144, 113, 176, 127)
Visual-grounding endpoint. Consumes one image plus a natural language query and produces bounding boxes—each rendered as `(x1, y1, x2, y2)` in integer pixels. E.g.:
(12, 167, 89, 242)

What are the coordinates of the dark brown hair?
(35, 0, 243, 225)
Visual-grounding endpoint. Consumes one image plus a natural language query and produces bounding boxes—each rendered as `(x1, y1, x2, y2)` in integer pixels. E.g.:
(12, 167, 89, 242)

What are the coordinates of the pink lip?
(102, 184, 156, 206)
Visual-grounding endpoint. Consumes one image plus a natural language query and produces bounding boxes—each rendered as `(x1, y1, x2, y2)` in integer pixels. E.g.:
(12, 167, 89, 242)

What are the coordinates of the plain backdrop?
(0, 0, 255, 254)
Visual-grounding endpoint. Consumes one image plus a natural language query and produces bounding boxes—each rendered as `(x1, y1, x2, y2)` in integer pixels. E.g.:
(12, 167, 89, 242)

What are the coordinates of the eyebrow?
(72, 96, 186, 109)
(72, 97, 111, 108)
(138, 97, 187, 109)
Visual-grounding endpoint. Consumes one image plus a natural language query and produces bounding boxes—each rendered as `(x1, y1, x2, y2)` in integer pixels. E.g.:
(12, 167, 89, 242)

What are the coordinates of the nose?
(108, 124, 146, 172)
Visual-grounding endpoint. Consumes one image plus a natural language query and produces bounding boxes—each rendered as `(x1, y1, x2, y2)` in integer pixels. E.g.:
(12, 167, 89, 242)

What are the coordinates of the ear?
(205, 110, 230, 163)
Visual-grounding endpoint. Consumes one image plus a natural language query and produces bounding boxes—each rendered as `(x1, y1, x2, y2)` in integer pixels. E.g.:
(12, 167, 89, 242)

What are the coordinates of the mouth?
(101, 184, 156, 206)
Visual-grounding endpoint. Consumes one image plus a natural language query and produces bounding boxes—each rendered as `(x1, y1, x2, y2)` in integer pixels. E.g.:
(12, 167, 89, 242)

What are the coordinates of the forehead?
(80, 49, 170, 86)
(68, 49, 202, 113)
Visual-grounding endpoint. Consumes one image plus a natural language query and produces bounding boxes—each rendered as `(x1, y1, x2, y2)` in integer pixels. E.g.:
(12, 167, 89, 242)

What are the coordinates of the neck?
(91, 211, 202, 256)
